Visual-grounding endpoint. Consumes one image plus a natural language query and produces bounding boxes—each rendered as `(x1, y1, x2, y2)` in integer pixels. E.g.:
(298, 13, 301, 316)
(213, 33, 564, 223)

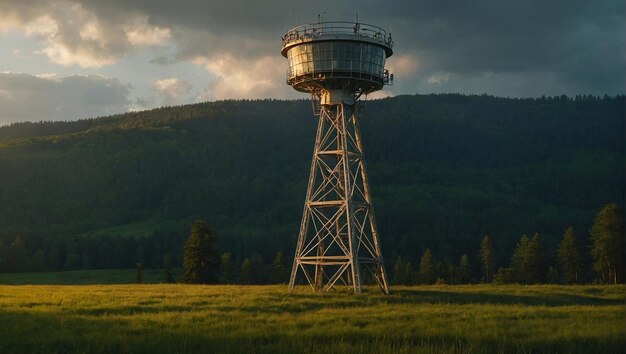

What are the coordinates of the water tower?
(281, 20, 393, 294)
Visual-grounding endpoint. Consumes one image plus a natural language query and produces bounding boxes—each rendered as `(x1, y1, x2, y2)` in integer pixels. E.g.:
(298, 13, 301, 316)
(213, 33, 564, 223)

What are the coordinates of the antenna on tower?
(281, 20, 394, 294)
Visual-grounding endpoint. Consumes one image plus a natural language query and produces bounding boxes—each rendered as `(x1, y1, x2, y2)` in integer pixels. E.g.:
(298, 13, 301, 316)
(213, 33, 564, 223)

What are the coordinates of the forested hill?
(0, 94, 623, 277)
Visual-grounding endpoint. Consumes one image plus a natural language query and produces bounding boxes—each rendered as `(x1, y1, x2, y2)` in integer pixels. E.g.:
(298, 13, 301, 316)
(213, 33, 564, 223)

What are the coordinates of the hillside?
(0, 94, 623, 278)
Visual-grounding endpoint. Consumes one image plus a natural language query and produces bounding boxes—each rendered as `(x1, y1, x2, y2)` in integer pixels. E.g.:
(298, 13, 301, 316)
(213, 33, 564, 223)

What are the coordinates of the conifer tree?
(8, 236, 26, 272)
(271, 251, 287, 284)
(479, 235, 494, 282)
(546, 266, 559, 284)
(392, 256, 407, 285)
(510, 234, 531, 284)
(590, 203, 625, 284)
(419, 248, 435, 284)
(135, 262, 143, 284)
(404, 262, 415, 285)
(0, 239, 6, 271)
(557, 227, 581, 284)
(510, 233, 544, 284)
(219, 253, 233, 284)
(458, 254, 470, 284)
(240, 258, 251, 284)
(163, 253, 175, 283)
(529, 233, 545, 283)
(249, 254, 265, 284)
(182, 220, 218, 284)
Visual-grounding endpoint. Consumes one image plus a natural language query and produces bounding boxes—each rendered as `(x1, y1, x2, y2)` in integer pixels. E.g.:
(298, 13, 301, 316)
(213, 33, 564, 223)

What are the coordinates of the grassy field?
(0, 283, 623, 353)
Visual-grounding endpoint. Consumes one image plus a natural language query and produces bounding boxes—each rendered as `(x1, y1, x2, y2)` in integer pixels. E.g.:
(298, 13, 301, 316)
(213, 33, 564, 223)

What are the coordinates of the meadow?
(0, 282, 624, 353)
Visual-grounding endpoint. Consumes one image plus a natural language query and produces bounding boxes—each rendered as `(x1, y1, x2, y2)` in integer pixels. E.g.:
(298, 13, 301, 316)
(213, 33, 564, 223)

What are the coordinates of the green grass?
(0, 284, 623, 353)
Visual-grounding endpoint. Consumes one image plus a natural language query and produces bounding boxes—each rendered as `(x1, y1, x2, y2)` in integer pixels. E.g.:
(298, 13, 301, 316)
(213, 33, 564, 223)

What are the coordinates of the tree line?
(0, 94, 623, 281)
(1, 204, 623, 285)
(175, 203, 623, 285)
(393, 204, 624, 285)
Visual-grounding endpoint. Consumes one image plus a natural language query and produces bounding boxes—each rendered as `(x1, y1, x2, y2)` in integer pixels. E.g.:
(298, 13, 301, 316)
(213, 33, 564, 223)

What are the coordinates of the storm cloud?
(0, 0, 623, 123)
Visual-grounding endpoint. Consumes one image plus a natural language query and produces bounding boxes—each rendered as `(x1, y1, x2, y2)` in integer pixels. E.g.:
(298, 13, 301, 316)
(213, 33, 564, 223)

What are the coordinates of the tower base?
(288, 100, 389, 294)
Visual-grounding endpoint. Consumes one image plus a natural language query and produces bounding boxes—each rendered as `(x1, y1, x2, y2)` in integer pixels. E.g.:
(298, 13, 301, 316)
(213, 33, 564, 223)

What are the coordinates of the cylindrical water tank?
(281, 21, 393, 94)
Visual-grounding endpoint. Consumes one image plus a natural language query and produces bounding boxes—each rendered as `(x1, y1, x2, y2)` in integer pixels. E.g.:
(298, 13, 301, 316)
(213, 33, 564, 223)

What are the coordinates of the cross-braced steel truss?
(289, 103, 389, 294)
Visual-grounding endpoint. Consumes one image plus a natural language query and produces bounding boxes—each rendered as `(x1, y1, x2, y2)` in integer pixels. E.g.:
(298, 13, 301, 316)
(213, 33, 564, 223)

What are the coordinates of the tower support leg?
(288, 100, 389, 294)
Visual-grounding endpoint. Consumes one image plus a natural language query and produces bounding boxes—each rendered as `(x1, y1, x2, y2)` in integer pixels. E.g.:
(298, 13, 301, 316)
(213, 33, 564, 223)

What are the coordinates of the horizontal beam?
(308, 200, 345, 207)
(299, 256, 350, 261)
(317, 150, 359, 156)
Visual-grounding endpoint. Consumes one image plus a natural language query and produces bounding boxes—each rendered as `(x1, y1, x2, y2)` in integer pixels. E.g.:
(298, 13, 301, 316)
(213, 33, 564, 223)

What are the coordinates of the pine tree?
(135, 262, 143, 284)
(458, 254, 470, 284)
(590, 203, 625, 284)
(510, 234, 531, 284)
(8, 236, 27, 272)
(163, 253, 175, 283)
(479, 235, 494, 282)
(271, 251, 287, 284)
(557, 227, 581, 284)
(419, 248, 435, 284)
(0, 239, 6, 271)
(219, 253, 233, 284)
(404, 262, 415, 285)
(182, 220, 218, 284)
(392, 256, 407, 285)
(447, 263, 457, 284)
(493, 267, 513, 284)
(528, 233, 545, 283)
(240, 258, 251, 284)
(510, 233, 544, 284)
(249, 254, 265, 284)
(546, 266, 559, 284)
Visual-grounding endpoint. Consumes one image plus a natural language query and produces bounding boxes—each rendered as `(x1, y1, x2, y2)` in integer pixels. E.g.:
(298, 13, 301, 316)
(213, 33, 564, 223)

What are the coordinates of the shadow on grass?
(283, 286, 625, 309)
(385, 289, 626, 307)
(0, 308, 623, 354)
(70, 305, 196, 316)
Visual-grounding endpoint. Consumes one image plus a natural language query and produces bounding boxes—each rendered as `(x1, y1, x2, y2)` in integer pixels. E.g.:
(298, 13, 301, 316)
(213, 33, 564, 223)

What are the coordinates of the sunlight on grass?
(0, 284, 623, 353)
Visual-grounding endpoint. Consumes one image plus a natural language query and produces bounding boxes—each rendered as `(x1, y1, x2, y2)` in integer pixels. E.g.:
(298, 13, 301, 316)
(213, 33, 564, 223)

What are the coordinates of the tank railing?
(286, 62, 388, 83)
(282, 21, 393, 48)
(286, 65, 387, 89)
(288, 71, 384, 90)
(286, 67, 385, 80)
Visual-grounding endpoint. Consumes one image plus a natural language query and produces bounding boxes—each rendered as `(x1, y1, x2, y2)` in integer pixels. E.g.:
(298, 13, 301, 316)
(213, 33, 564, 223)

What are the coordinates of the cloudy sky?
(0, 0, 623, 124)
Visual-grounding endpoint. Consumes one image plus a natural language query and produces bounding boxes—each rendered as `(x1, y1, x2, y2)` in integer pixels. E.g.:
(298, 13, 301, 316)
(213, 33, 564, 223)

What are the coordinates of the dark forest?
(0, 94, 623, 283)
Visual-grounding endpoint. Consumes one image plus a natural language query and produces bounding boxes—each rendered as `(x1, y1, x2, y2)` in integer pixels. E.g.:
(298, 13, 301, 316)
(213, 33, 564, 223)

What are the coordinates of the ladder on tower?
(311, 93, 321, 116)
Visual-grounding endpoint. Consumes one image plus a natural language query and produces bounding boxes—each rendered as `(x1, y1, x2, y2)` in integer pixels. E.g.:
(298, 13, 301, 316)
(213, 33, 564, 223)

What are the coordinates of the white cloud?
(0, 1, 172, 69)
(427, 72, 452, 84)
(23, 14, 58, 36)
(0, 72, 131, 124)
(196, 54, 293, 101)
(79, 19, 101, 42)
(153, 78, 192, 105)
(18, 2, 122, 68)
(36, 43, 116, 68)
(125, 16, 171, 46)
(35, 73, 58, 80)
(387, 54, 419, 77)
(0, 0, 622, 122)
(366, 90, 394, 100)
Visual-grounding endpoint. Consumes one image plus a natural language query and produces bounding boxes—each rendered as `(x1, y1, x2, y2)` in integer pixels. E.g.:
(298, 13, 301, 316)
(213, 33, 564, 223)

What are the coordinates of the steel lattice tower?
(281, 21, 394, 294)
